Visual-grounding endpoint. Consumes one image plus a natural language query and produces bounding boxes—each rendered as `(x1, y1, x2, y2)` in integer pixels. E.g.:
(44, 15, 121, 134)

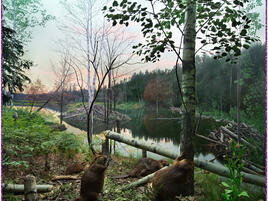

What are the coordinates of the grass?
(116, 101, 145, 111)
(66, 101, 144, 113)
(195, 169, 265, 201)
(2, 106, 87, 170)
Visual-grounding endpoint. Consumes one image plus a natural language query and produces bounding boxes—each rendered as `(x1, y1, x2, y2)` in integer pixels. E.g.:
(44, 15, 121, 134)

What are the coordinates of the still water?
(63, 107, 224, 163)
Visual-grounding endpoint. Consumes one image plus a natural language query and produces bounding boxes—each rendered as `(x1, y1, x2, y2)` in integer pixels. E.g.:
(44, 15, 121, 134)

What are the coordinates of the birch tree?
(3, 0, 54, 43)
(104, 0, 259, 196)
(59, 0, 134, 153)
(60, 0, 110, 143)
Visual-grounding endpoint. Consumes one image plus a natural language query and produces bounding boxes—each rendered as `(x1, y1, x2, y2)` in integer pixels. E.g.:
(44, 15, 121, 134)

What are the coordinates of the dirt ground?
(2, 153, 204, 201)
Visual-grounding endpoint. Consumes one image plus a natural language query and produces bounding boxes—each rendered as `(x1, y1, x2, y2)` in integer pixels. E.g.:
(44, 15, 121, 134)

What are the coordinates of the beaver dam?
(196, 121, 265, 176)
(63, 104, 131, 122)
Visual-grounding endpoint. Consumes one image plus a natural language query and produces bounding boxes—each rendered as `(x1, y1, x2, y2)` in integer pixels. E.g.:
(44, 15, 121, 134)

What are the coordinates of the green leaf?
(112, 21, 117, 26)
(221, 182, 230, 187)
(240, 29, 247, 36)
(238, 191, 249, 197)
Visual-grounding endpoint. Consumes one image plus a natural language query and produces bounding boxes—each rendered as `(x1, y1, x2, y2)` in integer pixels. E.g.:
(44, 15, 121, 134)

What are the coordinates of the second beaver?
(113, 158, 169, 179)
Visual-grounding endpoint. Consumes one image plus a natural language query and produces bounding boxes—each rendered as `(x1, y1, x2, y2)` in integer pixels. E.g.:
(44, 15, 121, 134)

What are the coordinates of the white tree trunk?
(3, 184, 52, 193)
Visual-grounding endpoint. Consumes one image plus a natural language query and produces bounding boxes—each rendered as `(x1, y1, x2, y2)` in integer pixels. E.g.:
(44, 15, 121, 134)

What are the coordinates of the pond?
(63, 107, 225, 163)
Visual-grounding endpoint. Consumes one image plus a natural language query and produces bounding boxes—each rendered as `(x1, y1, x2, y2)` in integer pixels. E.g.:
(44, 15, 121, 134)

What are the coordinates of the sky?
(24, 0, 266, 90)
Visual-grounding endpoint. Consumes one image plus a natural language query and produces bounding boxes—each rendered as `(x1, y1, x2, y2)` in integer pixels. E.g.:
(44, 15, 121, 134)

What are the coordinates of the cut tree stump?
(24, 175, 38, 201)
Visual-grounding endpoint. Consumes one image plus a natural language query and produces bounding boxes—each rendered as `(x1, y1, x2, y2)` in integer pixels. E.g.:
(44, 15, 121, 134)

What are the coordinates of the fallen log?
(195, 133, 226, 146)
(245, 160, 265, 171)
(220, 126, 259, 151)
(104, 130, 265, 187)
(2, 183, 53, 193)
(51, 175, 79, 181)
(121, 166, 168, 190)
(241, 167, 260, 175)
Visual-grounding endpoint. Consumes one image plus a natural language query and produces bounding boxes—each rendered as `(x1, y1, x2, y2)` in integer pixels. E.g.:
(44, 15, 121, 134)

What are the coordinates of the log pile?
(201, 122, 265, 175)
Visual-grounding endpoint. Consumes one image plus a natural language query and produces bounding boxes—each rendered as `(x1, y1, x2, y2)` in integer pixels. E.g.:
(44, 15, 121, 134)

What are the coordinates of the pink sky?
(25, 0, 266, 91)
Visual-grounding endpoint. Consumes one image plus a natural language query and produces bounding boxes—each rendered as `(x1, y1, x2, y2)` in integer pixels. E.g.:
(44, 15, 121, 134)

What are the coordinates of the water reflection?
(64, 107, 224, 162)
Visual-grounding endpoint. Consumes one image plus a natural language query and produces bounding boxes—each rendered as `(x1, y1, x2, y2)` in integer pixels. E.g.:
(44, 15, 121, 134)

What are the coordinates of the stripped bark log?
(220, 126, 259, 150)
(121, 166, 169, 190)
(241, 167, 260, 175)
(51, 175, 79, 181)
(195, 133, 226, 146)
(243, 159, 265, 172)
(2, 184, 53, 193)
(104, 130, 265, 187)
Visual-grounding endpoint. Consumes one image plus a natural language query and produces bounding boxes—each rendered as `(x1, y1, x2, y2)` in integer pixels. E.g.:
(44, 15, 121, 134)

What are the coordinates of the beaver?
(152, 155, 194, 201)
(65, 161, 86, 175)
(75, 155, 108, 201)
(112, 158, 169, 179)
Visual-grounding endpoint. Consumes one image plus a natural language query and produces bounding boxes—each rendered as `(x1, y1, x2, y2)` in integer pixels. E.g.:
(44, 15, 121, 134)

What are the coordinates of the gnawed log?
(220, 126, 259, 151)
(245, 159, 265, 170)
(241, 167, 260, 175)
(51, 175, 79, 181)
(104, 130, 265, 187)
(195, 133, 226, 146)
(121, 166, 168, 190)
(2, 183, 53, 193)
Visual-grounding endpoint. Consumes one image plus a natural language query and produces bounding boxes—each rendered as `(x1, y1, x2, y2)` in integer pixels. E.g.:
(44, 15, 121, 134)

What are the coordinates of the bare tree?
(51, 50, 73, 124)
(103, 29, 135, 119)
(101, 30, 135, 155)
(59, 0, 111, 142)
(58, 0, 134, 154)
(36, 57, 72, 113)
(25, 79, 47, 113)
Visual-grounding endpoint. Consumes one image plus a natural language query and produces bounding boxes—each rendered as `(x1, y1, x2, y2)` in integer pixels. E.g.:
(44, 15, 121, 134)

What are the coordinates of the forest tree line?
(14, 43, 265, 133)
(111, 43, 265, 132)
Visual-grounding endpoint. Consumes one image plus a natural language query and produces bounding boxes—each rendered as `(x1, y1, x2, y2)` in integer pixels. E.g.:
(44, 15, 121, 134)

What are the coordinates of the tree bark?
(180, 0, 196, 195)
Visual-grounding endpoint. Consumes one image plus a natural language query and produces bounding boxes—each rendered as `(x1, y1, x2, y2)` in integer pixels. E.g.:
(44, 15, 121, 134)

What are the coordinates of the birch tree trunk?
(181, 0, 196, 196)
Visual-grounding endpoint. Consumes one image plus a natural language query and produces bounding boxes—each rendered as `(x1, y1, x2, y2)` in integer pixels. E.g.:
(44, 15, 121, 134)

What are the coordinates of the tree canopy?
(2, 25, 32, 104)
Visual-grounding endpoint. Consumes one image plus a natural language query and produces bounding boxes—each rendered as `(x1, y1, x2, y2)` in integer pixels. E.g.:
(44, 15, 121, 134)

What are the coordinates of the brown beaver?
(65, 161, 86, 175)
(152, 156, 194, 201)
(75, 155, 108, 201)
(112, 158, 169, 179)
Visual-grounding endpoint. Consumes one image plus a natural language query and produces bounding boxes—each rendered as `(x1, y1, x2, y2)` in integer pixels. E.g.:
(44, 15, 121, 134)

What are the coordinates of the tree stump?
(24, 175, 38, 201)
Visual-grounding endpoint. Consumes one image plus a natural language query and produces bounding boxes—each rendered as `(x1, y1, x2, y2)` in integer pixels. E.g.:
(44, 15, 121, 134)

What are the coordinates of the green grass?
(195, 170, 223, 201)
(116, 102, 144, 111)
(195, 169, 265, 201)
(65, 101, 144, 114)
(2, 106, 87, 168)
